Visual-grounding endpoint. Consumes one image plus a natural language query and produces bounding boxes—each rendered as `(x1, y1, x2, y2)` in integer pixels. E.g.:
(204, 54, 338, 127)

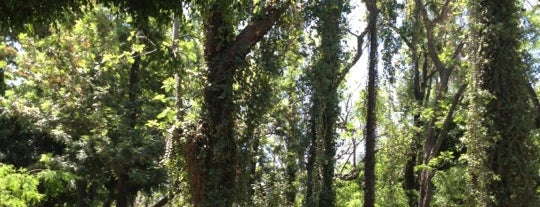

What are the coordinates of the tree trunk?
(403, 8, 425, 204)
(317, 1, 342, 206)
(76, 179, 88, 207)
(303, 1, 344, 206)
(467, 0, 538, 206)
(246, 127, 260, 205)
(184, 3, 287, 207)
(364, 0, 378, 206)
(0, 67, 5, 96)
(115, 173, 131, 207)
(113, 51, 141, 207)
(304, 117, 317, 207)
(284, 108, 301, 205)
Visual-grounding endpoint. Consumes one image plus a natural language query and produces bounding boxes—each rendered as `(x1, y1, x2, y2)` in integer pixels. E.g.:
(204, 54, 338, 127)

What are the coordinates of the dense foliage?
(1, 0, 539, 206)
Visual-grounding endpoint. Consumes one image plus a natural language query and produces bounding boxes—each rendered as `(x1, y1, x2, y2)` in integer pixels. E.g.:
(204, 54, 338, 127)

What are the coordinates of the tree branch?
(387, 24, 414, 50)
(446, 40, 465, 74)
(225, 2, 290, 62)
(414, 0, 446, 74)
(335, 29, 369, 84)
(429, 83, 466, 159)
(211, 2, 290, 78)
(151, 196, 170, 207)
(433, 0, 452, 24)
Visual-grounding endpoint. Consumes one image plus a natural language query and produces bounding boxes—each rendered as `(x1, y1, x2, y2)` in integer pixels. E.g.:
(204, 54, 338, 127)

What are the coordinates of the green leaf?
(0, 60, 7, 68)
(157, 108, 171, 119)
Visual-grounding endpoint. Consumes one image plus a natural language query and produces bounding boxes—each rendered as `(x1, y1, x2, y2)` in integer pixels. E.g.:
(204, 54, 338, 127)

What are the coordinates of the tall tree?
(364, 0, 378, 206)
(465, 0, 538, 206)
(183, 1, 289, 206)
(303, 0, 346, 206)
(391, 1, 466, 205)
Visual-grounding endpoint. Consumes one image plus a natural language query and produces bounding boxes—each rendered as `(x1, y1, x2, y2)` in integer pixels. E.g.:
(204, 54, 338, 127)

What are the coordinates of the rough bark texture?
(364, 0, 378, 206)
(115, 173, 131, 207)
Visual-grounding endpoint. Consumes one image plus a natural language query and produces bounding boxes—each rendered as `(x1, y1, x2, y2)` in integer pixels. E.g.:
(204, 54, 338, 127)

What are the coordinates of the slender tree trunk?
(402, 9, 425, 205)
(304, 117, 317, 207)
(284, 109, 301, 205)
(115, 173, 130, 207)
(76, 180, 88, 207)
(285, 158, 298, 205)
(172, 12, 184, 126)
(364, 0, 378, 206)
(0, 68, 5, 96)
(113, 54, 141, 207)
(246, 126, 260, 205)
(404, 51, 423, 207)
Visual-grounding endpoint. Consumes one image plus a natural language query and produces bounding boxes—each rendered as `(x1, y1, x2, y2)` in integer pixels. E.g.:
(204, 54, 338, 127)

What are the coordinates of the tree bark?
(115, 173, 131, 207)
(364, 0, 378, 206)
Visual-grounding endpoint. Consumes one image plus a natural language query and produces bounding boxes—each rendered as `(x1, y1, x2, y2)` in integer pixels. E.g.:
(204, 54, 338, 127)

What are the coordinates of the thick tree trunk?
(185, 3, 287, 207)
(364, 0, 378, 206)
(304, 1, 344, 206)
(468, 0, 538, 206)
(317, 1, 342, 206)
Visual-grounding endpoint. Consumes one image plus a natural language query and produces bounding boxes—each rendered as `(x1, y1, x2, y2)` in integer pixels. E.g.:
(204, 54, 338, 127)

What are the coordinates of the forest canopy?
(1, 0, 540, 207)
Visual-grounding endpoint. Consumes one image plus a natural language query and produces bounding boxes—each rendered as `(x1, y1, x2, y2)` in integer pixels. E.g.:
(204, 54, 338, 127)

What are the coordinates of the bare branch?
(335, 28, 369, 85)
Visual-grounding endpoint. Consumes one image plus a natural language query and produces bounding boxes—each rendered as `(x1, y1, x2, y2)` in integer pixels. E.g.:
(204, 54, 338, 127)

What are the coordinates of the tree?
(363, 0, 378, 206)
(2, 6, 170, 206)
(0, 164, 43, 206)
(302, 0, 347, 206)
(464, 0, 539, 206)
(182, 1, 289, 206)
(1, 1, 540, 206)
